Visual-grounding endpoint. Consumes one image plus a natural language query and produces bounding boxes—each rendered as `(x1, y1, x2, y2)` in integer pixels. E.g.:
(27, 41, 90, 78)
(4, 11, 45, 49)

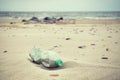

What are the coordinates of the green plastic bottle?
(29, 47, 63, 67)
(41, 51, 63, 68)
(29, 47, 42, 63)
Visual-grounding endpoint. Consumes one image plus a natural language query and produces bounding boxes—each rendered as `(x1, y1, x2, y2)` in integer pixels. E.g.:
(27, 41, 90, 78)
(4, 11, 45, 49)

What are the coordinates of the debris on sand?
(50, 74, 59, 77)
(43, 17, 51, 21)
(30, 17, 39, 22)
(101, 56, 108, 59)
(43, 17, 57, 23)
(106, 48, 109, 51)
(78, 45, 86, 49)
(21, 17, 40, 24)
(3, 50, 7, 53)
(10, 22, 14, 24)
(65, 38, 71, 40)
(22, 19, 27, 22)
(91, 44, 96, 46)
(57, 17, 63, 21)
(21, 16, 66, 24)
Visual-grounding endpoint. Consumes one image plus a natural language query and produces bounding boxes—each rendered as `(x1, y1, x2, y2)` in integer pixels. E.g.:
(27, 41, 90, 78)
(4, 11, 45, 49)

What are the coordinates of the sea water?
(0, 11, 120, 19)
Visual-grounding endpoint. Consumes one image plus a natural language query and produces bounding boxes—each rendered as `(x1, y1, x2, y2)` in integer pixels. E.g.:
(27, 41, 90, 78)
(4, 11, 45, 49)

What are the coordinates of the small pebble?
(78, 46, 86, 49)
(10, 22, 13, 24)
(91, 44, 96, 46)
(106, 48, 109, 51)
(101, 56, 108, 59)
(78, 46, 83, 48)
(66, 38, 71, 40)
(3, 50, 7, 53)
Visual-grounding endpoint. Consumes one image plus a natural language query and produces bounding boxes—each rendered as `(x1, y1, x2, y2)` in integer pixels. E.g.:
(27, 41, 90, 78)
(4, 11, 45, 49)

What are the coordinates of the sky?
(0, 0, 120, 11)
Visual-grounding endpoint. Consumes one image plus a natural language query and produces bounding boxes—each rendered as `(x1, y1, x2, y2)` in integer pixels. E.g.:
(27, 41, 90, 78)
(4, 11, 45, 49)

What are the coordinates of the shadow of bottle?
(28, 58, 79, 71)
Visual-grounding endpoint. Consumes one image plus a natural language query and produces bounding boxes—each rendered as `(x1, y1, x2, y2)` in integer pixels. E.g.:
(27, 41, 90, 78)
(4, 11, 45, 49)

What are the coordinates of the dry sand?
(0, 19, 120, 80)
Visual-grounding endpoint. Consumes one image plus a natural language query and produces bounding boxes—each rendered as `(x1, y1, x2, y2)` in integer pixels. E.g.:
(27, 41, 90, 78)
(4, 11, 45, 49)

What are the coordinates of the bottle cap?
(55, 59, 63, 67)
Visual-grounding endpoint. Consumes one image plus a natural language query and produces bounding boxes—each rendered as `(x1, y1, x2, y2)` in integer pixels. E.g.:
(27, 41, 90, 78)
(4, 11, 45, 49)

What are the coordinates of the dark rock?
(43, 17, 52, 23)
(30, 17, 39, 22)
(43, 17, 51, 21)
(43, 17, 64, 23)
(57, 17, 63, 21)
(22, 19, 27, 22)
(43, 17, 57, 23)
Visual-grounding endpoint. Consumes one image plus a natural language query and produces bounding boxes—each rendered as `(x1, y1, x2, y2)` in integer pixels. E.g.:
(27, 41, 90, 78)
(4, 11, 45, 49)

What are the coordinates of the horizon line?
(0, 10, 120, 12)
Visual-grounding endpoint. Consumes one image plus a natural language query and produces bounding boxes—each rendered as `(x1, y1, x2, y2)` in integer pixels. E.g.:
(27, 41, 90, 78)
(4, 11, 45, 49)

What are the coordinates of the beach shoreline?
(0, 18, 120, 24)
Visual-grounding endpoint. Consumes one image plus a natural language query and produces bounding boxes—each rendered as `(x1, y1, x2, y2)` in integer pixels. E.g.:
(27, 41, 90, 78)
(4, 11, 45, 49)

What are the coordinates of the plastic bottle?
(40, 51, 63, 68)
(29, 47, 42, 64)
(29, 47, 63, 67)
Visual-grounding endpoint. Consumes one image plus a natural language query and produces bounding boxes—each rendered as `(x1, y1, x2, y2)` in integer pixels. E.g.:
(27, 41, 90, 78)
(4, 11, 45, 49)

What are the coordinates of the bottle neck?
(55, 59, 63, 67)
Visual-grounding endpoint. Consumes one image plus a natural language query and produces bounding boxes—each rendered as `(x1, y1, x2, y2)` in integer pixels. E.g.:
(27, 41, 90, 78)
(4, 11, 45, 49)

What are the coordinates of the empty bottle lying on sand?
(29, 47, 63, 68)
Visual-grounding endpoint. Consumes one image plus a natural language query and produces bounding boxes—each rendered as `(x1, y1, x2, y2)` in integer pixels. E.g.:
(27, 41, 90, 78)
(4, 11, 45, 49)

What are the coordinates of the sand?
(0, 19, 120, 80)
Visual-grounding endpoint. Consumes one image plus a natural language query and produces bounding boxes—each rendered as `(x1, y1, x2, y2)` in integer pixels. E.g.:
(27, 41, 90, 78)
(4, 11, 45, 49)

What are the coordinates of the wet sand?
(0, 19, 120, 80)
